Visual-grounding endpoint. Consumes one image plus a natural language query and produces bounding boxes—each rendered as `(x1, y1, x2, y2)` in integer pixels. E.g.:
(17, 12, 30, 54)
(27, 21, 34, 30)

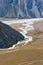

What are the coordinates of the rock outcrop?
(0, 22, 24, 48)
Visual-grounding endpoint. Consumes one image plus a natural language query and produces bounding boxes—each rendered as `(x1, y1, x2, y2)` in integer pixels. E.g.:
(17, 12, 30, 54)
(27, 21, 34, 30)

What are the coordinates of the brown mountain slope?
(0, 21, 43, 65)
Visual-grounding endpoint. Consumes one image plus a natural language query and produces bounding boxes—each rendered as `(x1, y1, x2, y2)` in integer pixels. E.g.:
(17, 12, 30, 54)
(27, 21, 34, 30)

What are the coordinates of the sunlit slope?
(0, 46, 43, 65)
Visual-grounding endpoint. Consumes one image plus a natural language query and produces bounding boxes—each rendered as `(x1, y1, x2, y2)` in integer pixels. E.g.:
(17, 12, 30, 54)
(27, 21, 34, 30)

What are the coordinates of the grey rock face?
(0, 0, 43, 18)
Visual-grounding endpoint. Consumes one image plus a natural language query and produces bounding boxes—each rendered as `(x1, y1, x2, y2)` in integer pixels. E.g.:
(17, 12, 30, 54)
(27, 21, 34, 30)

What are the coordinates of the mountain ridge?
(0, 0, 43, 18)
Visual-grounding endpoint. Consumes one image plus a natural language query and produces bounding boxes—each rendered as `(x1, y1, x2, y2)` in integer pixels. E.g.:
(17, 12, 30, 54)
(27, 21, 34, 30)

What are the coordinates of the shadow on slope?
(0, 22, 24, 49)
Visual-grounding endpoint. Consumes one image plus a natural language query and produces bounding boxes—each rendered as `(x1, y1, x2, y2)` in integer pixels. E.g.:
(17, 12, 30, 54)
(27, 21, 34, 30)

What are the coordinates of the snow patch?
(1, 18, 43, 25)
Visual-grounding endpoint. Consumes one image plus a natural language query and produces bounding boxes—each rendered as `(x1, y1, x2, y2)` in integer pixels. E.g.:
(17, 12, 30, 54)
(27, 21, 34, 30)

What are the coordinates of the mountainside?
(0, 22, 24, 49)
(0, 0, 43, 18)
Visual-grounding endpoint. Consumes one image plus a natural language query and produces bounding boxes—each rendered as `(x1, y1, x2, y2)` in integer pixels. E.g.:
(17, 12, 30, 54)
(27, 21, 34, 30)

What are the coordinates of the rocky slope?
(0, 0, 43, 18)
(0, 22, 24, 49)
